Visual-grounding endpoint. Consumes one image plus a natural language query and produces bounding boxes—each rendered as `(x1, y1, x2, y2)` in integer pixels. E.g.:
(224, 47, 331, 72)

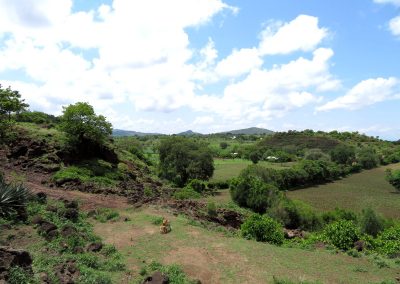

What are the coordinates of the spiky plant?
(0, 176, 32, 218)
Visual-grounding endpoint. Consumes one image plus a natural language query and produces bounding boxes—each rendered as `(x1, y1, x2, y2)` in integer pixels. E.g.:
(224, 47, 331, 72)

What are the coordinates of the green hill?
(219, 127, 274, 135)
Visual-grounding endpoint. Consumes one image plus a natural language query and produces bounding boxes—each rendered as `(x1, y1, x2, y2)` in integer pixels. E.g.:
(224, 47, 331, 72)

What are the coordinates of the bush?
(241, 214, 284, 245)
(324, 220, 360, 250)
(249, 151, 261, 164)
(186, 179, 207, 193)
(330, 144, 356, 165)
(357, 147, 379, 169)
(375, 224, 400, 256)
(268, 199, 322, 231)
(321, 208, 358, 224)
(173, 187, 201, 200)
(386, 169, 400, 192)
(360, 208, 384, 237)
(158, 136, 214, 187)
(207, 202, 218, 218)
(220, 142, 228, 149)
(230, 176, 282, 213)
(304, 148, 330, 161)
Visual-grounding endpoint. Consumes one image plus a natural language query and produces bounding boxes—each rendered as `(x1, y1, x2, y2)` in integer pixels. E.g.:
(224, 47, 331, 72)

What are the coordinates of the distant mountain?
(112, 129, 163, 137)
(176, 130, 203, 136)
(218, 127, 274, 135)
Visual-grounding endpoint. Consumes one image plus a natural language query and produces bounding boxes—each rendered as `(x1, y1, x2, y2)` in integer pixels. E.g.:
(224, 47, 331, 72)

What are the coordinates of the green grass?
(211, 159, 296, 182)
(93, 206, 400, 284)
(287, 164, 400, 219)
(16, 122, 67, 147)
(52, 159, 123, 187)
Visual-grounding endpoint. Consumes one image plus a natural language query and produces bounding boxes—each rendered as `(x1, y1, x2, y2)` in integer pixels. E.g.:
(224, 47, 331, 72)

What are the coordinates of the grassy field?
(211, 159, 295, 182)
(93, 206, 399, 284)
(287, 163, 400, 219)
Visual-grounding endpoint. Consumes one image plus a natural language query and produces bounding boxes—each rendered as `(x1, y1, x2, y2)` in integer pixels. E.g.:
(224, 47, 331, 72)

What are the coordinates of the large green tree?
(60, 102, 112, 151)
(0, 85, 29, 141)
(158, 136, 214, 186)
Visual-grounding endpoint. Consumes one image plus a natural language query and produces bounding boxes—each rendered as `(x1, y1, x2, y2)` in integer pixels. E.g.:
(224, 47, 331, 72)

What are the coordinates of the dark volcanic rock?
(60, 225, 77, 238)
(143, 271, 169, 284)
(31, 215, 46, 225)
(55, 260, 80, 284)
(36, 192, 47, 204)
(63, 208, 79, 222)
(0, 246, 32, 281)
(86, 242, 103, 253)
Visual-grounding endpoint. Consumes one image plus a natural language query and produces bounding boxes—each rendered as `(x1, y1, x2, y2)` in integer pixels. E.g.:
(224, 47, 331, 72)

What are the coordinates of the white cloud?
(215, 48, 262, 77)
(0, 1, 344, 130)
(192, 48, 338, 122)
(317, 77, 400, 111)
(374, 0, 400, 6)
(389, 16, 400, 36)
(193, 116, 215, 125)
(259, 15, 328, 55)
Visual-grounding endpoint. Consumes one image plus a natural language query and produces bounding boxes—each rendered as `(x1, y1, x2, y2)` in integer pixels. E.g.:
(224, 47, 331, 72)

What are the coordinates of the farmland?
(287, 163, 400, 219)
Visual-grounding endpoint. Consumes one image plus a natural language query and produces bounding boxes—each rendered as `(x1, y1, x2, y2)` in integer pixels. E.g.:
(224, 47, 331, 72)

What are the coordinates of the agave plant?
(0, 176, 32, 218)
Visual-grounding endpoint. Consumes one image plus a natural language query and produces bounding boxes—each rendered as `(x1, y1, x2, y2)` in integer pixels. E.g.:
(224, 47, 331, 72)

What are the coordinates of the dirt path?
(3, 169, 130, 211)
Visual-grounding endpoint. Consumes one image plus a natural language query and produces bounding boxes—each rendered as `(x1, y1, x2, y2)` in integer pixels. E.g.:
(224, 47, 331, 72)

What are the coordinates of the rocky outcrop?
(0, 246, 33, 281)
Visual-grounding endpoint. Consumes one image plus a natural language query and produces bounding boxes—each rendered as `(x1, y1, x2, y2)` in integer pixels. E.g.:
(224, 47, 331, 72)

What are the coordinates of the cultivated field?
(211, 159, 295, 182)
(287, 163, 400, 219)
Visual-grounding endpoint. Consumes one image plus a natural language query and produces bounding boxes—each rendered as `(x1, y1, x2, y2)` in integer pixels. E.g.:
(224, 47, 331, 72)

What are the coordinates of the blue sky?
(0, 0, 399, 139)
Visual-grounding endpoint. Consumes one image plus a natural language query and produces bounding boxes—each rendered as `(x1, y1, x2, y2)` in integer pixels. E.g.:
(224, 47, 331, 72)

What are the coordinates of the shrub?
(230, 176, 282, 213)
(321, 208, 358, 224)
(249, 151, 261, 164)
(386, 169, 400, 192)
(304, 148, 330, 161)
(158, 136, 214, 186)
(268, 199, 322, 231)
(241, 214, 284, 245)
(186, 179, 207, 193)
(207, 202, 218, 218)
(173, 187, 201, 200)
(360, 208, 384, 237)
(375, 224, 400, 256)
(357, 147, 379, 169)
(324, 220, 360, 250)
(330, 144, 356, 165)
(220, 142, 228, 149)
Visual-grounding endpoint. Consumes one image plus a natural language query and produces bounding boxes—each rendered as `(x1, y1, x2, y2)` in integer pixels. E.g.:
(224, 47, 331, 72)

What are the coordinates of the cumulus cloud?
(192, 48, 338, 122)
(0, 0, 343, 130)
(389, 16, 400, 36)
(374, 0, 400, 6)
(215, 48, 262, 78)
(259, 15, 328, 55)
(317, 77, 400, 111)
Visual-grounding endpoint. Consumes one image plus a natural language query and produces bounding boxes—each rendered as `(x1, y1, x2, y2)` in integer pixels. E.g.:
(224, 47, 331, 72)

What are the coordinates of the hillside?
(112, 129, 162, 137)
(219, 127, 274, 135)
(176, 130, 203, 136)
